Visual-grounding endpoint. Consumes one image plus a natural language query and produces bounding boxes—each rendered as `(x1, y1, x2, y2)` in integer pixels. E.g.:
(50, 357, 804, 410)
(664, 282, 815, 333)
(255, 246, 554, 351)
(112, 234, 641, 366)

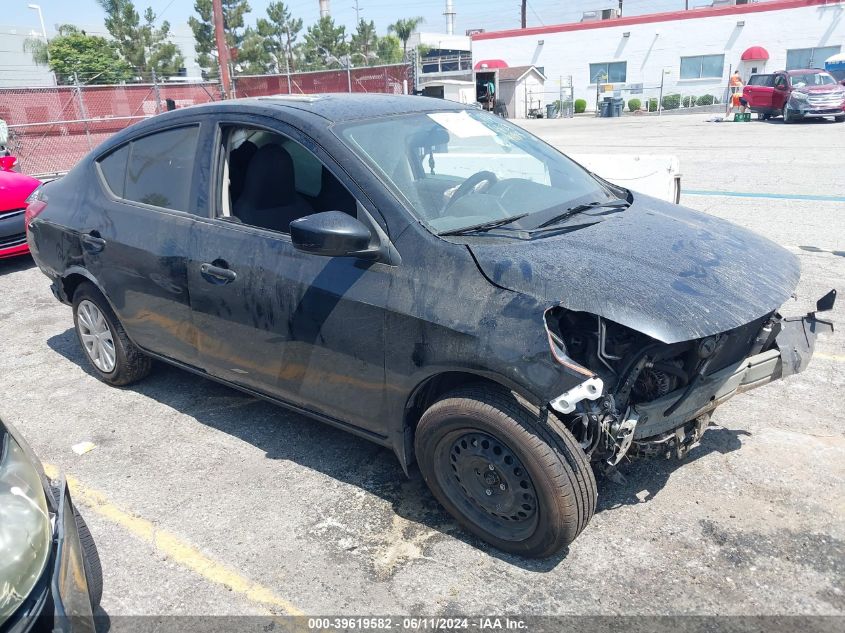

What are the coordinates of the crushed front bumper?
(632, 303, 834, 440)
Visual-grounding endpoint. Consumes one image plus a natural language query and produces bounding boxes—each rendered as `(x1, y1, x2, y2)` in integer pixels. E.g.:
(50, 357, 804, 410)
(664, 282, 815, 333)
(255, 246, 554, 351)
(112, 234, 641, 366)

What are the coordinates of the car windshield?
(337, 110, 618, 235)
(790, 72, 836, 87)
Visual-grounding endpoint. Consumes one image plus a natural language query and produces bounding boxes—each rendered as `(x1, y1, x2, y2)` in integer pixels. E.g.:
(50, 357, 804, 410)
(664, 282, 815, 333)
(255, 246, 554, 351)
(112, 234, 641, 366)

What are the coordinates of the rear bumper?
(632, 307, 834, 440)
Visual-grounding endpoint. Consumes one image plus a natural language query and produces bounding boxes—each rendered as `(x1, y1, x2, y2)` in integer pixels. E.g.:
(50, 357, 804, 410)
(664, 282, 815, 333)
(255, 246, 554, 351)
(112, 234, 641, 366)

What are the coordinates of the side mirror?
(290, 211, 374, 258)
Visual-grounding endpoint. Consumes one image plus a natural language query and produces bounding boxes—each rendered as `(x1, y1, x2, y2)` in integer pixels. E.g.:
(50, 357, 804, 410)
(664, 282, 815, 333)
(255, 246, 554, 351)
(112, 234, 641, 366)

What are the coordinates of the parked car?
(743, 68, 845, 123)
(0, 156, 40, 259)
(0, 416, 102, 633)
(26, 95, 835, 557)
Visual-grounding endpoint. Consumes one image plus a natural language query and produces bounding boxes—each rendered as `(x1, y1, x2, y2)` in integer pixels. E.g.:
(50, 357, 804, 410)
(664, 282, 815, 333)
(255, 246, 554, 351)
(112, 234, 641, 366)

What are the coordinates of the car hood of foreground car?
(466, 193, 800, 344)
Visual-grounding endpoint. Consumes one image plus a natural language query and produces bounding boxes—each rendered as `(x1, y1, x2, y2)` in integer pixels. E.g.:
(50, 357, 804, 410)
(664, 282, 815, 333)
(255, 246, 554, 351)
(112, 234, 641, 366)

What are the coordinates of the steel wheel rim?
(77, 300, 116, 373)
(434, 430, 539, 542)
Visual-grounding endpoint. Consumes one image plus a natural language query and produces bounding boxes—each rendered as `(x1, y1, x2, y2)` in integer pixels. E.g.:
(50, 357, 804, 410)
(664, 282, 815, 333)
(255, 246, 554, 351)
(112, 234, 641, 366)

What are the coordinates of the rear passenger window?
(125, 126, 199, 211)
(98, 144, 129, 197)
(97, 125, 199, 212)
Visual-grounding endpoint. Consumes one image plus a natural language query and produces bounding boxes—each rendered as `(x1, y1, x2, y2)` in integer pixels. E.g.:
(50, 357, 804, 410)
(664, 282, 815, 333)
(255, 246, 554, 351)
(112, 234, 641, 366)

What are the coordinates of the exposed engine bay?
(543, 289, 836, 467)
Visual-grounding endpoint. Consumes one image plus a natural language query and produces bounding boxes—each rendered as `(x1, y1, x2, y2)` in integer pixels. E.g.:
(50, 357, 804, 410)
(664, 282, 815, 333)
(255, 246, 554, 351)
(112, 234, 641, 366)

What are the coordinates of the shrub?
(627, 98, 641, 112)
(661, 93, 681, 110)
(574, 98, 587, 114)
(647, 98, 658, 112)
(696, 94, 715, 106)
(682, 95, 696, 108)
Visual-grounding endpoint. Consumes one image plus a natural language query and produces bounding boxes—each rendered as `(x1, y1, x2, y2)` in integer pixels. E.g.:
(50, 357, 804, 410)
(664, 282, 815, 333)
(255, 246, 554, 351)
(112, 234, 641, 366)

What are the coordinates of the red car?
(0, 156, 40, 259)
(743, 68, 845, 123)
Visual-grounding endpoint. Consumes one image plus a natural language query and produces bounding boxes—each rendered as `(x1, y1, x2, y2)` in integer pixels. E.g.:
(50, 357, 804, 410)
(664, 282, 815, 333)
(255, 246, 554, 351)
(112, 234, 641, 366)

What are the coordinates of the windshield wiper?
(534, 200, 629, 230)
(438, 213, 529, 236)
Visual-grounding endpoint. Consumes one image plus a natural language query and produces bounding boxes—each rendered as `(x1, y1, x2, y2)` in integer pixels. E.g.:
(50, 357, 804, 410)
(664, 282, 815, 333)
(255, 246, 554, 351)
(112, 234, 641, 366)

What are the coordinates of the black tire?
(72, 282, 152, 386)
(415, 385, 596, 557)
(835, 115, 845, 123)
(74, 511, 103, 610)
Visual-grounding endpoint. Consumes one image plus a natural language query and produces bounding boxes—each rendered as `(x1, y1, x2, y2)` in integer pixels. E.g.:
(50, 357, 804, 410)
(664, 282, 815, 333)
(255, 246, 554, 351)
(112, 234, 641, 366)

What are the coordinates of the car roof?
(785, 68, 826, 74)
(239, 93, 466, 122)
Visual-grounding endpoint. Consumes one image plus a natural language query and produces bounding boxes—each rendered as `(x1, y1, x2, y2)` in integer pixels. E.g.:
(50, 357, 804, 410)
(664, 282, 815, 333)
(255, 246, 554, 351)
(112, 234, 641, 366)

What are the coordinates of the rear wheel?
(72, 282, 152, 385)
(835, 114, 845, 123)
(415, 385, 596, 557)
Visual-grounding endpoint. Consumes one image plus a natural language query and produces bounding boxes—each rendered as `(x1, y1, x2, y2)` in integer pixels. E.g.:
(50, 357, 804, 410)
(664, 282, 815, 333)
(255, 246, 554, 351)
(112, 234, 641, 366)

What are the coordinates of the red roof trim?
(472, 0, 835, 41)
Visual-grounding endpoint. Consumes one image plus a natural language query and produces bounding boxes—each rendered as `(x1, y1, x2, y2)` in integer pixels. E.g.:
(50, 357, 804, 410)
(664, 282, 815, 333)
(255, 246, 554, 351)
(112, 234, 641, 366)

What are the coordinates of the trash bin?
(599, 98, 612, 118)
(546, 103, 558, 119)
(612, 97, 625, 117)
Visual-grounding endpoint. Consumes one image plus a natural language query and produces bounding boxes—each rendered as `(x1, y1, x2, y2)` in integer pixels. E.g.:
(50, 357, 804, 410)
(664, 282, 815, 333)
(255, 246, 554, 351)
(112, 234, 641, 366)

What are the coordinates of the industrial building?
(470, 0, 845, 111)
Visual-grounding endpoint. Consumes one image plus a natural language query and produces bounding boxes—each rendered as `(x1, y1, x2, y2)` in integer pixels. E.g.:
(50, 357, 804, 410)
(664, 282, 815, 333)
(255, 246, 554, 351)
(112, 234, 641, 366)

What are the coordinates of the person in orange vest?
(726, 70, 746, 117)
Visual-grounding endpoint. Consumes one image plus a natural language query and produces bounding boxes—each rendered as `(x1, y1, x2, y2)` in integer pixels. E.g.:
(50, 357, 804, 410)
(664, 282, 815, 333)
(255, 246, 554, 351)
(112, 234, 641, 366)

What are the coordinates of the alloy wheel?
(76, 299, 116, 373)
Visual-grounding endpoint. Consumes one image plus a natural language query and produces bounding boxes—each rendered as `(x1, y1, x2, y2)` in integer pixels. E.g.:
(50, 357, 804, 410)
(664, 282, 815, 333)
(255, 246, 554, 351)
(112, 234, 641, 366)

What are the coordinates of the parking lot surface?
(1, 113, 843, 617)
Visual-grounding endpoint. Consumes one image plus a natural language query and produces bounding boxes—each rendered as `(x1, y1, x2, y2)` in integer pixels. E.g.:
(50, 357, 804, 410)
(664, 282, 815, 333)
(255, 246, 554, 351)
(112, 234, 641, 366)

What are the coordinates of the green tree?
(301, 16, 346, 71)
(375, 34, 403, 64)
(98, 1, 183, 78)
(256, 1, 303, 73)
(236, 26, 273, 74)
(387, 16, 424, 59)
(29, 24, 132, 84)
(350, 19, 377, 65)
(188, 0, 252, 78)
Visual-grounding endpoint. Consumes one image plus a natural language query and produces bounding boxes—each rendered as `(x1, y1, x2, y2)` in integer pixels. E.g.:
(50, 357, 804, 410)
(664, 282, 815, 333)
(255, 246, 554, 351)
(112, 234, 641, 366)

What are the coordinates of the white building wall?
(472, 1, 845, 110)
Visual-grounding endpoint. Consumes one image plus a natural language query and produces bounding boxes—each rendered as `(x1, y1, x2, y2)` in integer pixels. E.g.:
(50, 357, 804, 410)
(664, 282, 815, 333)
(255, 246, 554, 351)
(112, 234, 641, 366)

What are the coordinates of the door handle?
(81, 232, 106, 253)
(200, 262, 237, 284)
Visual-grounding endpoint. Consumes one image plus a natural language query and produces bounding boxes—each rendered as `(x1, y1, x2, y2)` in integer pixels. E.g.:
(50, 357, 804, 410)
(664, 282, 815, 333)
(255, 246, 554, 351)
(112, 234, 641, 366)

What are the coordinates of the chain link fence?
(0, 75, 221, 176)
(233, 63, 412, 97)
(0, 64, 412, 176)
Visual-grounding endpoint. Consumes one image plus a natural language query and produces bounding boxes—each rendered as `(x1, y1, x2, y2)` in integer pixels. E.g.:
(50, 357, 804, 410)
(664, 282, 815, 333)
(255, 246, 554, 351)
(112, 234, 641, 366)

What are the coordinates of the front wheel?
(835, 114, 845, 123)
(415, 386, 596, 557)
(783, 106, 798, 123)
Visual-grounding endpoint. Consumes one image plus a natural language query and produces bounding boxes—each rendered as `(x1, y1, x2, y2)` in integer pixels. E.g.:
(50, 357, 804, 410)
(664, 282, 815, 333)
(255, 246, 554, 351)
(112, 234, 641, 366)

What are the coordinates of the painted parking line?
(683, 189, 845, 203)
(43, 464, 305, 617)
(815, 352, 845, 363)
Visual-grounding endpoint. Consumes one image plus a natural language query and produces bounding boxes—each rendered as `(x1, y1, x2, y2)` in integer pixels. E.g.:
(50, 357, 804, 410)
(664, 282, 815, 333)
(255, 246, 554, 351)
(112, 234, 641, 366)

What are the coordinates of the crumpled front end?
(543, 289, 836, 466)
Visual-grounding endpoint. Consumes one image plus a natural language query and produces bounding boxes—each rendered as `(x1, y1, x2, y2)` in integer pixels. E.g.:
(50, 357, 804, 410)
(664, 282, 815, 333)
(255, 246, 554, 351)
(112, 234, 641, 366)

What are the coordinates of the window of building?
(785, 46, 841, 70)
(98, 125, 200, 212)
(589, 61, 627, 84)
(680, 54, 725, 80)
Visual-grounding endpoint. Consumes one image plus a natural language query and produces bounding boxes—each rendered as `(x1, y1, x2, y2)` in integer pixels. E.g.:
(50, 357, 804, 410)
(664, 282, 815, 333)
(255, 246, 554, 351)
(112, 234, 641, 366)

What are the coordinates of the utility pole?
(521, 0, 526, 28)
(212, 0, 232, 99)
(353, 0, 361, 24)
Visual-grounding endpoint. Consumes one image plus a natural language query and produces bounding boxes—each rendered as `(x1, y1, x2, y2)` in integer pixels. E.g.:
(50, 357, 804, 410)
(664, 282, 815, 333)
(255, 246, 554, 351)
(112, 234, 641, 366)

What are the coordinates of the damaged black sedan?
(26, 95, 835, 557)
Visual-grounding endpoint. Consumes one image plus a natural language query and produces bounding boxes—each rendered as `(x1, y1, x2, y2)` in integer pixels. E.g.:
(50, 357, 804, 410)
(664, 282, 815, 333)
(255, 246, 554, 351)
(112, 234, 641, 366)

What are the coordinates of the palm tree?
(388, 17, 424, 60)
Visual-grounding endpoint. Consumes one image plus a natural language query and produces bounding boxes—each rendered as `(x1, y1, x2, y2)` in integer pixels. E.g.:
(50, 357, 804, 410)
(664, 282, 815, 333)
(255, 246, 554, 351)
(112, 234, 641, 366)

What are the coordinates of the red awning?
(474, 59, 508, 70)
(741, 46, 769, 61)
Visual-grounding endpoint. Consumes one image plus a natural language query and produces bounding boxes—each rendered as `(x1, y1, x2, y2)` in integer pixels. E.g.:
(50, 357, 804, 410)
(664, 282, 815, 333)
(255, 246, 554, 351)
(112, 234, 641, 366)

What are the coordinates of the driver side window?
(219, 125, 357, 234)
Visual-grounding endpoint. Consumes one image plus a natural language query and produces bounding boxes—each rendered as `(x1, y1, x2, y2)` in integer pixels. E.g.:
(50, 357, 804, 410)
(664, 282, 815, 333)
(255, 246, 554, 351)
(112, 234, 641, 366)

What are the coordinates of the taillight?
(24, 185, 47, 229)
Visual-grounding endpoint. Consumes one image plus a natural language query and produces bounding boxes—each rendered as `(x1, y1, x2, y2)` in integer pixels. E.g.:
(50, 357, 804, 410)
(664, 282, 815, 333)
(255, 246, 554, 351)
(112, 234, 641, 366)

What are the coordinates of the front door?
(186, 118, 392, 435)
(773, 74, 791, 110)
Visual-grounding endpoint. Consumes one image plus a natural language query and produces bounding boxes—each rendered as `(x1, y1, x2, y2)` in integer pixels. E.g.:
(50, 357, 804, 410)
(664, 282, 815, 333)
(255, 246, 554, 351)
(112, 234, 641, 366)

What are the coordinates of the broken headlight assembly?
(540, 304, 832, 469)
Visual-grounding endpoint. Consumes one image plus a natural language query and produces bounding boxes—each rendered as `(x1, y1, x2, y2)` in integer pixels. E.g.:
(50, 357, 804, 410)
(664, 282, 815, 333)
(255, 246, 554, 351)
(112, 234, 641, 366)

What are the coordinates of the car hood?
(466, 194, 800, 344)
(795, 84, 844, 95)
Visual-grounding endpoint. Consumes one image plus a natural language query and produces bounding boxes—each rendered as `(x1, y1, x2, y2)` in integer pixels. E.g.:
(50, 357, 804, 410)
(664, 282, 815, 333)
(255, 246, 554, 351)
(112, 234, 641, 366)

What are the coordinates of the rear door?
(86, 123, 203, 364)
(186, 114, 393, 435)
(744, 74, 775, 109)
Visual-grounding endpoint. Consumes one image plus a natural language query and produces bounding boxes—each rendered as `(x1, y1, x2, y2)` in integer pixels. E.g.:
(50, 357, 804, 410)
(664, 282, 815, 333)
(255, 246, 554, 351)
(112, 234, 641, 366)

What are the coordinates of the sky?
(1, 0, 728, 59)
